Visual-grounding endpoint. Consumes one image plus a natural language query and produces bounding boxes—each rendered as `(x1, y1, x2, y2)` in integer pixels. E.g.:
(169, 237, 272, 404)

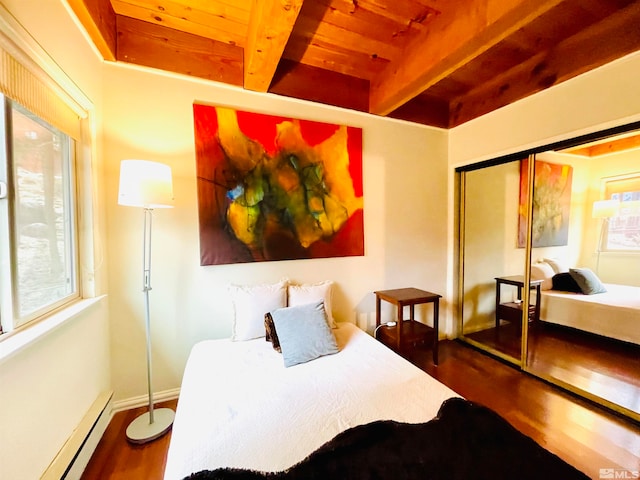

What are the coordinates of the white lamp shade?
(592, 199, 619, 219)
(118, 160, 174, 208)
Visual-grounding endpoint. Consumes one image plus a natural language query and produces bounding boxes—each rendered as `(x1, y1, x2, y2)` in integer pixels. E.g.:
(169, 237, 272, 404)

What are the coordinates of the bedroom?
(0, 0, 639, 479)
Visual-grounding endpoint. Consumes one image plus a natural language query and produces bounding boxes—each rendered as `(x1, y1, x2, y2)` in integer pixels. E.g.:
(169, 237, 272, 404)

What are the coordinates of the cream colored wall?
(0, 1, 110, 479)
(581, 149, 640, 285)
(102, 64, 449, 401)
(449, 51, 640, 328)
(527, 149, 640, 286)
(461, 162, 525, 333)
(449, 51, 640, 166)
(460, 152, 592, 333)
(5, 1, 640, 475)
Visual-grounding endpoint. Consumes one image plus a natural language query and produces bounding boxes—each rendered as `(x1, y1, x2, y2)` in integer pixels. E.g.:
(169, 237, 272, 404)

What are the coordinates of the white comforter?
(163, 322, 459, 480)
(540, 283, 640, 344)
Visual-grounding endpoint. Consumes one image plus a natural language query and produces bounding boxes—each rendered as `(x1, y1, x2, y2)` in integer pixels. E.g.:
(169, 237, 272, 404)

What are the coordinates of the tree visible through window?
(0, 98, 79, 331)
(0, 23, 88, 336)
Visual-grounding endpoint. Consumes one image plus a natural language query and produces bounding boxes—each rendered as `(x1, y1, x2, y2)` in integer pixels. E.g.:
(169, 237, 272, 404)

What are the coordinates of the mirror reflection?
(459, 127, 640, 421)
(527, 131, 640, 418)
(460, 159, 526, 363)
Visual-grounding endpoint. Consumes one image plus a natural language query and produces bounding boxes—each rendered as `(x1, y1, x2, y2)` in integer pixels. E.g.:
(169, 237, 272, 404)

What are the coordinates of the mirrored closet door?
(457, 123, 640, 423)
(525, 129, 640, 421)
(459, 156, 529, 365)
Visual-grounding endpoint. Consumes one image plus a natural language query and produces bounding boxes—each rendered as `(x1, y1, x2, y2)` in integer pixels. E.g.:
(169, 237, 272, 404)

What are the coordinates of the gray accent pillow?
(270, 300, 339, 367)
(569, 268, 607, 295)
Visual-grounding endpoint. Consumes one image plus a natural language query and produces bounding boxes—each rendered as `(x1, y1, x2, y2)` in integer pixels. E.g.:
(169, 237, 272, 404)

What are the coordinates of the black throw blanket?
(184, 397, 588, 480)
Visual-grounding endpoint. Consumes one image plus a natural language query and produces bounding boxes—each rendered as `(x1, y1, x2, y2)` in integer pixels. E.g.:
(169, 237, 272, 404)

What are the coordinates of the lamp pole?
(118, 159, 175, 444)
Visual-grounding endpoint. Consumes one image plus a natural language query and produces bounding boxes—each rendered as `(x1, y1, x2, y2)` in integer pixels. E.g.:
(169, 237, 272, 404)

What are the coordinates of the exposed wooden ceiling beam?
(67, 0, 117, 61)
(244, 0, 305, 92)
(270, 59, 369, 112)
(448, 1, 640, 127)
(368, 0, 565, 117)
(387, 94, 450, 129)
(110, 0, 248, 48)
(117, 15, 243, 84)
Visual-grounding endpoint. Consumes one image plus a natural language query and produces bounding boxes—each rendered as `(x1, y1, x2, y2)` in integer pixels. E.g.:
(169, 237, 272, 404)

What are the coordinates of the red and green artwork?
(518, 159, 573, 248)
(193, 104, 364, 266)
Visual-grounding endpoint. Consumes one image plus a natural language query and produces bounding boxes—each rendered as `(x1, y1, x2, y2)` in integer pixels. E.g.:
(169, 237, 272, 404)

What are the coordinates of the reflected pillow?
(270, 300, 339, 367)
(531, 262, 555, 290)
(543, 257, 569, 274)
(551, 272, 582, 293)
(569, 268, 607, 295)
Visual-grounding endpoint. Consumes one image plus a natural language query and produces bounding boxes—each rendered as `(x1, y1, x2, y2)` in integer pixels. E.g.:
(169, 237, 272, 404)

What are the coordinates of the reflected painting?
(193, 104, 364, 266)
(518, 159, 573, 248)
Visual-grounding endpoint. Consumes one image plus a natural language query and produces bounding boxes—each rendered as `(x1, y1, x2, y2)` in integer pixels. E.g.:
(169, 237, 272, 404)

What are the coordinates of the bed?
(163, 322, 458, 479)
(164, 321, 588, 480)
(539, 283, 640, 345)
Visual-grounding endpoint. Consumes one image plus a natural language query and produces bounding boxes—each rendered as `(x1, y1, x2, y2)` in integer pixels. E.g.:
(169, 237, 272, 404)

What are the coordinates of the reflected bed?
(539, 283, 640, 344)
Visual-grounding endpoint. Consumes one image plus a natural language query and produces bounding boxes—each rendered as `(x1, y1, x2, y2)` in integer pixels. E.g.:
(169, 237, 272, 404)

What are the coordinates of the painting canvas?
(518, 159, 573, 248)
(193, 103, 364, 266)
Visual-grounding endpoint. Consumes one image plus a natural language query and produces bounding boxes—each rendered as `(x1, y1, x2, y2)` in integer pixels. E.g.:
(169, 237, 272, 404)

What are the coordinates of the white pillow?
(543, 257, 569, 274)
(287, 281, 336, 328)
(229, 280, 287, 341)
(530, 262, 555, 290)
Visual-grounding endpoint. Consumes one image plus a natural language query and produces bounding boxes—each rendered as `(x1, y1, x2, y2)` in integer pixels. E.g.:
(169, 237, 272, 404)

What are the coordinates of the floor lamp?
(592, 199, 619, 275)
(118, 159, 176, 444)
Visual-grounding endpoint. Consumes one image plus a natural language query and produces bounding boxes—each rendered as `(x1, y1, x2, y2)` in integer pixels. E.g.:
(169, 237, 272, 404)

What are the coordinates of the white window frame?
(1, 98, 81, 330)
(602, 172, 640, 253)
(0, 4, 98, 344)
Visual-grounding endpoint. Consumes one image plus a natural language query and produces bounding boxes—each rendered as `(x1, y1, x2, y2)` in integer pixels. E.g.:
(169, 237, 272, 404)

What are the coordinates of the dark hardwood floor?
(81, 339, 640, 480)
(464, 320, 640, 415)
(80, 400, 178, 480)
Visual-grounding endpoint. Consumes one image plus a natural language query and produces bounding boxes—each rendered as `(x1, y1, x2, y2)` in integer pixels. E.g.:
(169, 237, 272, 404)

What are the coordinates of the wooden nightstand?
(495, 276, 542, 328)
(374, 288, 441, 364)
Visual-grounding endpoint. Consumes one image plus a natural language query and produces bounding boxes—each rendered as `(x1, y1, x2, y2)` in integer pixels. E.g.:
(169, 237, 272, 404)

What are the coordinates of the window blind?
(0, 40, 83, 140)
(605, 175, 640, 198)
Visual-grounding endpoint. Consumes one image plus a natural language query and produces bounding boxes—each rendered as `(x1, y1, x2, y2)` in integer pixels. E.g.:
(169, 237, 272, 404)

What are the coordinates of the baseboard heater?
(41, 391, 113, 480)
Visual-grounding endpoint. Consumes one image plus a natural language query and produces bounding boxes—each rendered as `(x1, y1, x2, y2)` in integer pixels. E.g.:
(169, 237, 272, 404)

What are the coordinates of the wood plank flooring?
(80, 401, 177, 480)
(464, 320, 640, 416)
(80, 339, 640, 480)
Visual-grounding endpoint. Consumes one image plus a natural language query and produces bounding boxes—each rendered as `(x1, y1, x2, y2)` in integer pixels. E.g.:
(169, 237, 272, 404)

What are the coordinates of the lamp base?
(126, 407, 175, 444)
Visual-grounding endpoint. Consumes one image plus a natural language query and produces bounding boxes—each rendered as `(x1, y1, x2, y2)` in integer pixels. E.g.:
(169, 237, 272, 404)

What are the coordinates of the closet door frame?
(455, 120, 640, 423)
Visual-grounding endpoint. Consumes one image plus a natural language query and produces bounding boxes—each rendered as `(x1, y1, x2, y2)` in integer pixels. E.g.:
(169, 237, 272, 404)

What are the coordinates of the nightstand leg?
(397, 304, 403, 351)
(495, 282, 501, 328)
(433, 299, 439, 365)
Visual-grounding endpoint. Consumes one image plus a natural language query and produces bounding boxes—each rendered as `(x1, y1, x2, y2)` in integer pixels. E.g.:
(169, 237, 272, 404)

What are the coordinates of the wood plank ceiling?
(68, 0, 640, 128)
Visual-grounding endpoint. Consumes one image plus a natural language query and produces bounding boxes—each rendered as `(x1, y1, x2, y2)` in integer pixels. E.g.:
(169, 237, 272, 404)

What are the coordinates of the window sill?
(600, 250, 640, 256)
(0, 295, 106, 364)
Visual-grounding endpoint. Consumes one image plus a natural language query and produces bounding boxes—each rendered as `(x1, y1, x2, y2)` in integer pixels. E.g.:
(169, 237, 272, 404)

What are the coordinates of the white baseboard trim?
(41, 391, 113, 480)
(41, 388, 181, 480)
(112, 387, 181, 413)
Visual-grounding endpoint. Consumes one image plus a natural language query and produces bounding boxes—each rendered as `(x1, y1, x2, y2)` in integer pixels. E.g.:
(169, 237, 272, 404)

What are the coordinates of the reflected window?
(603, 175, 640, 251)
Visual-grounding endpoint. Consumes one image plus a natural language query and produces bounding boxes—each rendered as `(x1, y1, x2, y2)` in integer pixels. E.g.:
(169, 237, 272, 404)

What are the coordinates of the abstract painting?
(518, 159, 573, 248)
(193, 103, 364, 266)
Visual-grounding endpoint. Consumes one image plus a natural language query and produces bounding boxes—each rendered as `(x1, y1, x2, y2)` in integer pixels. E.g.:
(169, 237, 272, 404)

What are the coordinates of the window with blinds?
(0, 30, 86, 334)
(603, 174, 640, 251)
